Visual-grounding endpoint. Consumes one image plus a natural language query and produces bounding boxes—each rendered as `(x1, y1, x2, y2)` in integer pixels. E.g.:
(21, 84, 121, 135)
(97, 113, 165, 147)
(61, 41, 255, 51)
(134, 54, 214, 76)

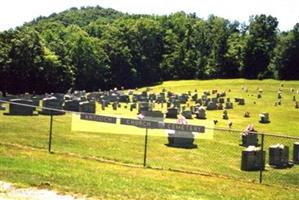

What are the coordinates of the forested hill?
(27, 6, 125, 27)
(0, 6, 299, 94)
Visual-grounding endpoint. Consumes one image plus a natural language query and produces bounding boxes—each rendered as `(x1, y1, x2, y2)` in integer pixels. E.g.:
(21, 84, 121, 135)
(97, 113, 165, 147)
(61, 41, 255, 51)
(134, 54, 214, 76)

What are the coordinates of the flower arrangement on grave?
(176, 115, 187, 125)
(137, 113, 144, 120)
(242, 124, 257, 136)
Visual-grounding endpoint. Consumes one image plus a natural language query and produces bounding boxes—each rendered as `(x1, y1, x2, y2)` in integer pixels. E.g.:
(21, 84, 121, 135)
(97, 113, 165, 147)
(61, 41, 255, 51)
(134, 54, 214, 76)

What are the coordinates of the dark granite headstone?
(8, 99, 35, 115)
(293, 142, 299, 164)
(206, 101, 217, 110)
(269, 144, 289, 168)
(112, 102, 118, 110)
(238, 98, 245, 105)
(168, 131, 195, 148)
(223, 110, 228, 120)
(259, 112, 270, 123)
(130, 103, 137, 111)
(196, 107, 206, 119)
(218, 92, 226, 97)
(149, 93, 156, 101)
(52, 93, 65, 102)
(218, 98, 225, 104)
(40, 97, 64, 115)
(241, 125, 258, 146)
(195, 99, 202, 105)
(179, 94, 188, 104)
(142, 110, 164, 122)
(141, 91, 148, 97)
(225, 102, 233, 109)
(244, 112, 250, 118)
(119, 95, 130, 103)
(64, 99, 80, 112)
(138, 102, 151, 113)
(217, 103, 223, 110)
(192, 93, 198, 101)
(241, 133, 258, 147)
(166, 108, 178, 119)
(241, 147, 265, 171)
(182, 110, 193, 119)
(293, 96, 296, 102)
(79, 101, 96, 113)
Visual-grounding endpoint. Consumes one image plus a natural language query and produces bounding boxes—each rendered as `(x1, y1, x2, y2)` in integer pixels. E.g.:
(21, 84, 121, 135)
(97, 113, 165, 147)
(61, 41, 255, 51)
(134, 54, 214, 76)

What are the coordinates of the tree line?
(0, 6, 298, 94)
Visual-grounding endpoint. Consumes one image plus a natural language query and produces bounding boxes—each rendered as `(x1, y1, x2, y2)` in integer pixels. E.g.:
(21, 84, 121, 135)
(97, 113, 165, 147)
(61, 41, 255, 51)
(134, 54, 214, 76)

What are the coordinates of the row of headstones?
(96, 88, 229, 104)
(241, 141, 299, 171)
(98, 99, 270, 126)
(242, 85, 299, 94)
(3, 97, 96, 116)
(240, 125, 298, 170)
(244, 85, 299, 108)
(87, 88, 243, 117)
(96, 86, 299, 113)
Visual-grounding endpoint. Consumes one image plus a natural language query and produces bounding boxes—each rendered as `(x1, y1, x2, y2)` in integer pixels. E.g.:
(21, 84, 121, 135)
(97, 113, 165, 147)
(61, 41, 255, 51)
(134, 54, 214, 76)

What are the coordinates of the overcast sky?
(0, 0, 298, 31)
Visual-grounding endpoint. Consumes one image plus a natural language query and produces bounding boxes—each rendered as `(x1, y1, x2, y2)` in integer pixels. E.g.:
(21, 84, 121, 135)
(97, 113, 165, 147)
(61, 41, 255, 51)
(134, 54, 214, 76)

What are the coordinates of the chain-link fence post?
(143, 128, 148, 167)
(48, 111, 53, 153)
(259, 133, 264, 183)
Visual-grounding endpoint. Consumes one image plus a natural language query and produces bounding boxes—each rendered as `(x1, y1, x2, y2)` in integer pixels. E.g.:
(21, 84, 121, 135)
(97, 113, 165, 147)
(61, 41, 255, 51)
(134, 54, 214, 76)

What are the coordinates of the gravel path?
(0, 181, 85, 200)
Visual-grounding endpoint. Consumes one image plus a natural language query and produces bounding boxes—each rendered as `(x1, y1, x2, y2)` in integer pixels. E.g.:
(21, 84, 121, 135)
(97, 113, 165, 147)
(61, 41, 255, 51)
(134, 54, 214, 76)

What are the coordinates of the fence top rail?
(1, 99, 299, 140)
(208, 126, 299, 140)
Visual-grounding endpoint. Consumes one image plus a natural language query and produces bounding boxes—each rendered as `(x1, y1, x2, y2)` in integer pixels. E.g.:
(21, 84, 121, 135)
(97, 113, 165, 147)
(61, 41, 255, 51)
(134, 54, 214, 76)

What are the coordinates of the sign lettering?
(120, 118, 160, 129)
(80, 113, 117, 124)
(164, 123, 205, 133)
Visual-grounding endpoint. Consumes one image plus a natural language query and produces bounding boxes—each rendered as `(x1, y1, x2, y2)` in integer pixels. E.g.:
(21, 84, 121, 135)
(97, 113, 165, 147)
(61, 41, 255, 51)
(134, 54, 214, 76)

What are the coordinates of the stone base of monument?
(167, 131, 197, 148)
(39, 109, 65, 115)
(241, 147, 265, 171)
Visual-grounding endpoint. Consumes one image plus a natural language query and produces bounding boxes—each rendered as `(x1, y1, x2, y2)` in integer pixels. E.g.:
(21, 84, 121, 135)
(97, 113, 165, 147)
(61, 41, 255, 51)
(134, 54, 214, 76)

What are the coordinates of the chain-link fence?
(0, 100, 298, 189)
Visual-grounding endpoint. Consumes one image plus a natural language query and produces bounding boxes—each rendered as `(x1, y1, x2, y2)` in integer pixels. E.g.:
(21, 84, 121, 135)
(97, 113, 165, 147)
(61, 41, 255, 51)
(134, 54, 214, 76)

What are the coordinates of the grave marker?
(269, 144, 289, 168)
(8, 99, 35, 115)
(79, 101, 96, 113)
(241, 146, 265, 171)
(40, 97, 65, 115)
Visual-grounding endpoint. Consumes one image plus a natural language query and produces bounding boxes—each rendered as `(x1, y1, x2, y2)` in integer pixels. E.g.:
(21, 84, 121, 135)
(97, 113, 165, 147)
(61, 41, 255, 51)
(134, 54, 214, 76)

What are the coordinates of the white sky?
(0, 0, 298, 31)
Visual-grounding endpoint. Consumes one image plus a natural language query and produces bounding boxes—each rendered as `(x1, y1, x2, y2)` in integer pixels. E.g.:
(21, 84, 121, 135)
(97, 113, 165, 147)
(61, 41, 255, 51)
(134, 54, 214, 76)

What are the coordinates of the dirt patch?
(0, 180, 85, 200)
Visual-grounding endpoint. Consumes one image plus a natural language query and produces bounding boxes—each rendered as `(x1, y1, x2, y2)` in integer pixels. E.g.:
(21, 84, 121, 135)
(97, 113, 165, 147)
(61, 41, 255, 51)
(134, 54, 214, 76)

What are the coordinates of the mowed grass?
(0, 79, 299, 199)
(1, 145, 299, 200)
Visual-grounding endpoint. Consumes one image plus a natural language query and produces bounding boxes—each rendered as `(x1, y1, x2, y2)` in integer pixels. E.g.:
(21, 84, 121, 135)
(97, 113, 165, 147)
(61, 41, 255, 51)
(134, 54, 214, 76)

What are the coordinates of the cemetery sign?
(164, 122, 205, 133)
(80, 113, 117, 124)
(120, 118, 160, 129)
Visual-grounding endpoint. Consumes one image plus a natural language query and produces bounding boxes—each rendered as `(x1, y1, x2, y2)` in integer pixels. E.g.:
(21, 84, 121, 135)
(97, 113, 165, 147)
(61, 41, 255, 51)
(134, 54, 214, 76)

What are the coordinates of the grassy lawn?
(1, 145, 299, 200)
(0, 79, 299, 199)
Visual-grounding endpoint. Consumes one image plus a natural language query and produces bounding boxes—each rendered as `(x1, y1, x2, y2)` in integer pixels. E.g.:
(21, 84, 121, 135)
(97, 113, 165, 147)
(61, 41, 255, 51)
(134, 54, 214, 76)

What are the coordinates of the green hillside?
(1, 6, 299, 94)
